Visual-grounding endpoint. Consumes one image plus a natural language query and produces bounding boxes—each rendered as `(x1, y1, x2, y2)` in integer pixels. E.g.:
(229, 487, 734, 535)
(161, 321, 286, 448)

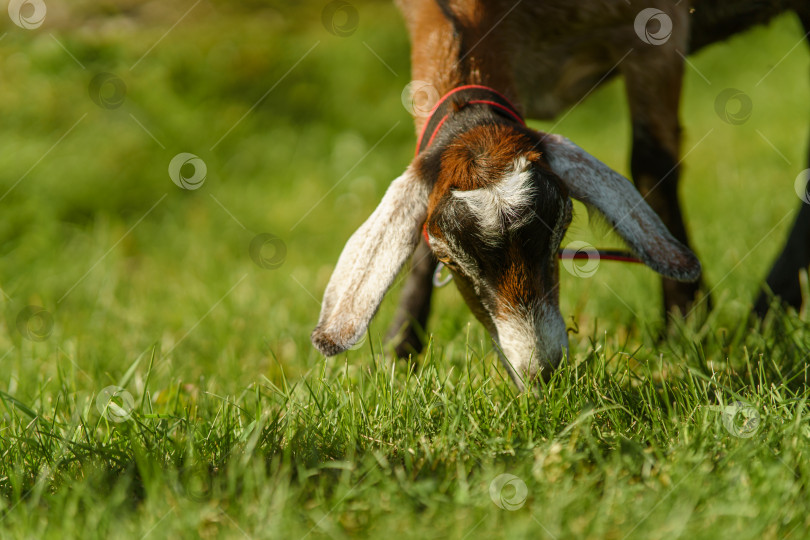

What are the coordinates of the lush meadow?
(1, 1, 810, 538)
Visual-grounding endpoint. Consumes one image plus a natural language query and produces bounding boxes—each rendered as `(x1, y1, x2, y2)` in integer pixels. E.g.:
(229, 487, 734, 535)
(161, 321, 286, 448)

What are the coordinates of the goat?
(311, 0, 810, 391)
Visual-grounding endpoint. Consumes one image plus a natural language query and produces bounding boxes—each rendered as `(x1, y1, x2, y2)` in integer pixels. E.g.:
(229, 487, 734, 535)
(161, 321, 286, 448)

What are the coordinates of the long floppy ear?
(311, 165, 430, 356)
(540, 133, 701, 282)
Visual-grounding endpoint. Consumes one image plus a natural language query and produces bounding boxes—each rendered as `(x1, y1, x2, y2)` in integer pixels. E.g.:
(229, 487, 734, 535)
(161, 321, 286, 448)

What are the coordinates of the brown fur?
(427, 124, 540, 212)
(496, 243, 540, 311)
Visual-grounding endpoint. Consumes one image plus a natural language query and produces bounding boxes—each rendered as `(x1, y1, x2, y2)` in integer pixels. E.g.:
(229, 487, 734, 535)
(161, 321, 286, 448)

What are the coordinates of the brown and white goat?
(312, 0, 810, 390)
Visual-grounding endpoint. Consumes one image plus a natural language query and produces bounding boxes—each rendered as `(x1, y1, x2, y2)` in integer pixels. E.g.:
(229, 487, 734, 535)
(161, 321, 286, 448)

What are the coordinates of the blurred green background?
(0, 0, 808, 391)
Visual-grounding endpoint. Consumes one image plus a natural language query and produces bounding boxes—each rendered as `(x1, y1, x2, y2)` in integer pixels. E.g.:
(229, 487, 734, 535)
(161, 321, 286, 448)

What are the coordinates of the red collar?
(419, 85, 524, 248)
(415, 84, 525, 156)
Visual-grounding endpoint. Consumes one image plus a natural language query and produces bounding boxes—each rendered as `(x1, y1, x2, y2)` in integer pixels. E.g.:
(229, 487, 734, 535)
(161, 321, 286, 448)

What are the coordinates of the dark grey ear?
(311, 166, 430, 356)
(541, 133, 701, 282)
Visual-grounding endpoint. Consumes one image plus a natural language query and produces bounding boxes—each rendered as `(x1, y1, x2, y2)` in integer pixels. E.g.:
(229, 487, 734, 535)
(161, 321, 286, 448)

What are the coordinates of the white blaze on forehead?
(493, 303, 568, 390)
(451, 156, 536, 240)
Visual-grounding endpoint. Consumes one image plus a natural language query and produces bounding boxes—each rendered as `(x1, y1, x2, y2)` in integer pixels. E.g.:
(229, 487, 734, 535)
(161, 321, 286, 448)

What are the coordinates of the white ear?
(312, 166, 430, 356)
(541, 133, 701, 282)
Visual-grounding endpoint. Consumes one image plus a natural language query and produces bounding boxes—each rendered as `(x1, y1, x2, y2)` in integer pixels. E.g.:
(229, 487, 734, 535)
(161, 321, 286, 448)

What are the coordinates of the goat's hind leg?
(385, 239, 437, 358)
(754, 195, 810, 316)
(753, 9, 810, 316)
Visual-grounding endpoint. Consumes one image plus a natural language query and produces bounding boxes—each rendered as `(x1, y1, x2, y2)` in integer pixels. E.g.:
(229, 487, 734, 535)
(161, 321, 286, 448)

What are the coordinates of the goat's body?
(690, 0, 802, 52)
(386, 0, 810, 357)
(521, 0, 803, 118)
(398, 0, 803, 120)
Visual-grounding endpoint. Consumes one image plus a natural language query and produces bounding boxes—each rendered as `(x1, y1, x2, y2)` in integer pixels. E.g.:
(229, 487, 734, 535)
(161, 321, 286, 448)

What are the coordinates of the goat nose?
(492, 311, 568, 388)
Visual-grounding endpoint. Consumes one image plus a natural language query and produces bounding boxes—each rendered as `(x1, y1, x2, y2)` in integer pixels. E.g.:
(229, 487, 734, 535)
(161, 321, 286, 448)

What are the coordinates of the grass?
(1, 1, 810, 538)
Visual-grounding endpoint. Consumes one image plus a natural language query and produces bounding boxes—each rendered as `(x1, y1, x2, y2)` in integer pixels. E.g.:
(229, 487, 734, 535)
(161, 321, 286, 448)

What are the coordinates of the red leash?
(424, 222, 641, 263)
(417, 85, 643, 267)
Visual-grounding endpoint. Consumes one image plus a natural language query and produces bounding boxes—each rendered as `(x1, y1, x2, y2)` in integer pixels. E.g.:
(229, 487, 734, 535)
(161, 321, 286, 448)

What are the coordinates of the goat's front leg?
(385, 239, 436, 358)
(621, 42, 705, 317)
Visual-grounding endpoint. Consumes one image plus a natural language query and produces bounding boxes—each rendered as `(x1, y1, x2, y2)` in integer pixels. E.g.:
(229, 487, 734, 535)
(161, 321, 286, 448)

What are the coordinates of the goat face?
(311, 122, 701, 391)
(424, 124, 571, 387)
